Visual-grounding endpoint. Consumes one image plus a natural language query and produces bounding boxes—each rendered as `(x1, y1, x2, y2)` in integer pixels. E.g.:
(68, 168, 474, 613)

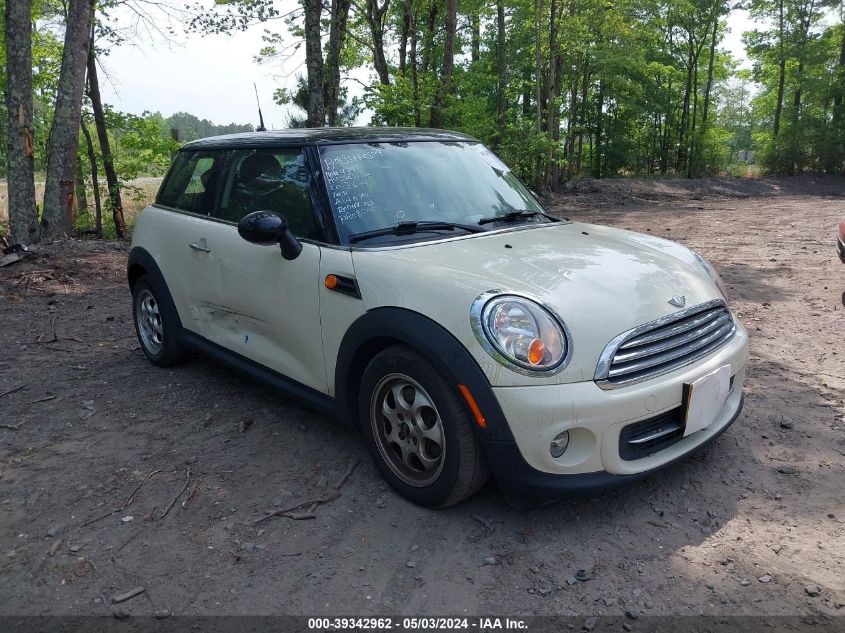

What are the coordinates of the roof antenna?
(253, 83, 267, 132)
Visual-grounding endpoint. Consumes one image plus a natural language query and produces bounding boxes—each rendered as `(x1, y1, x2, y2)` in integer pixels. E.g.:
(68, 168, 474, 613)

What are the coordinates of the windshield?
(319, 141, 549, 243)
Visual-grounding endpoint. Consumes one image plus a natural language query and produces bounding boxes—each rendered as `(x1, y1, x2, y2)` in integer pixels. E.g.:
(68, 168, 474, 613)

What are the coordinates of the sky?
(99, 3, 758, 129)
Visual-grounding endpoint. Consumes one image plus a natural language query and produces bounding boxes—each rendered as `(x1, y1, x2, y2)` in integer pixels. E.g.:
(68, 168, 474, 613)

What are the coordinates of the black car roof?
(182, 127, 479, 150)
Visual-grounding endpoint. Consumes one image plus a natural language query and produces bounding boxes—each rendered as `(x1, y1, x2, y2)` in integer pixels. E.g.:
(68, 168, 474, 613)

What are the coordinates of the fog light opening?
(550, 430, 570, 458)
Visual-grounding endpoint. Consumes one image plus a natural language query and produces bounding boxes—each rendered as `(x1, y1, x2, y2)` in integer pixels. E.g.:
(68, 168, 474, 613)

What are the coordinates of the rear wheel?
(132, 274, 185, 367)
(359, 345, 489, 507)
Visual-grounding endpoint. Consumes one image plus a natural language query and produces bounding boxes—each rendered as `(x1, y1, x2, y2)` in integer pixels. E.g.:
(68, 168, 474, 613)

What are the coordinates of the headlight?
(691, 250, 729, 301)
(470, 292, 570, 374)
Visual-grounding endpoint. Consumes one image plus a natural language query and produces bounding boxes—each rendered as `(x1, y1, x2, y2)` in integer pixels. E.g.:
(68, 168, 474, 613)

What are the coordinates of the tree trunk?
(408, 0, 420, 126)
(522, 67, 533, 117)
(687, 63, 699, 179)
(773, 0, 785, 137)
(493, 0, 507, 149)
(42, 0, 94, 238)
(534, 0, 543, 133)
(75, 156, 88, 218)
(365, 0, 391, 86)
(421, 2, 438, 74)
(565, 57, 580, 177)
(790, 58, 805, 174)
(80, 117, 102, 239)
(4, 0, 39, 245)
(303, 0, 326, 127)
(701, 14, 718, 124)
(593, 80, 604, 178)
(544, 0, 562, 190)
(325, 0, 352, 125)
(430, 0, 457, 128)
(471, 12, 481, 63)
(576, 69, 589, 174)
(833, 20, 845, 174)
(87, 38, 127, 238)
(399, 2, 410, 73)
(676, 35, 694, 173)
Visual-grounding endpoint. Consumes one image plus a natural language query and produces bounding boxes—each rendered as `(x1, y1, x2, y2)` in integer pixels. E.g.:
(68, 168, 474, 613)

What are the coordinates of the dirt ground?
(0, 175, 843, 620)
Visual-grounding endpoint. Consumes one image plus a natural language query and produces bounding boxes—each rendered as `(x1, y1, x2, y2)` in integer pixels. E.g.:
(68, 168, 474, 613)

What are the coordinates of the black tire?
(131, 274, 186, 367)
(359, 345, 489, 507)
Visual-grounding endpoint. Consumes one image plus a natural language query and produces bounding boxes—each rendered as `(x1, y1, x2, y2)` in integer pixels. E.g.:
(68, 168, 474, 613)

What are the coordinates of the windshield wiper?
(348, 221, 484, 244)
(477, 210, 541, 226)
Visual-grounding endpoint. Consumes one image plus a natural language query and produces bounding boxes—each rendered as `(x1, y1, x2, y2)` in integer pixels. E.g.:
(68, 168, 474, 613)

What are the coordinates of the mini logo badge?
(668, 295, 686, 308)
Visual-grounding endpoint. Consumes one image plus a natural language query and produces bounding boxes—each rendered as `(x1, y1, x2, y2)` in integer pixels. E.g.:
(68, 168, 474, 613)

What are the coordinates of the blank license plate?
(683, 364, 731, 437)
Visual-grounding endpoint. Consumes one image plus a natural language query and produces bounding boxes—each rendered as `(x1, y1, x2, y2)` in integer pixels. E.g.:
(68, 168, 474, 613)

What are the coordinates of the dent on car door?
(201, 147, 328, 393)
(153, 150, 229, 337)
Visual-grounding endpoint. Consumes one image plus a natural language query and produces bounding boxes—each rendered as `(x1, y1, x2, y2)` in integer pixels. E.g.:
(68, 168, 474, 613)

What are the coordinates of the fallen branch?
(0, 384, 26, 398)
(27, 395, 57, 404)
(253, 458, 359, 525)
(111, 586, 145, 604)
(158, 466, 191, 519)
(80, 508, 119, 527)
(253, 493, 340, 525)
(334, 458, 361, 490)
(123, 469, 161, 510)
(115, 529, 142, 554)
(182, 481, 200, 508)
(0, 420, 29, 431)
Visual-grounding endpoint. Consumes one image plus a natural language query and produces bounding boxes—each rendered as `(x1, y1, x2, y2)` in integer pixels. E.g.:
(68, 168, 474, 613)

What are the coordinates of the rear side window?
(157, 151, 227, 214)
(215, 148, 320, 240)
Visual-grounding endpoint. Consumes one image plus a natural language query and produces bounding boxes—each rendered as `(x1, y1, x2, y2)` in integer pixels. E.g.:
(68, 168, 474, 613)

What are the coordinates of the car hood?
(351, 222, 725, 385)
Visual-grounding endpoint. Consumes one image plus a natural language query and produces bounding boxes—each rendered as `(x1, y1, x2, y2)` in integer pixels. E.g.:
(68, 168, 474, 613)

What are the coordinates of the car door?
(152, 149, 229, 339)
(198, 147, 328, 393)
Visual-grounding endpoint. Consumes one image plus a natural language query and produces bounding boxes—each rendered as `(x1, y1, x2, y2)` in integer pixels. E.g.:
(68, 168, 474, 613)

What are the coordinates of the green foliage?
(745, 0, 843, 175)
(162, 111, 253, 142)
(106, 109, 181, 179)
(274, 75, 363, 128)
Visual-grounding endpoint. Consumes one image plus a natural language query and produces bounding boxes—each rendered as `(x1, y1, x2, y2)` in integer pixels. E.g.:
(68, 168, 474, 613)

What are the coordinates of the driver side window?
(215, 148, 320, 240)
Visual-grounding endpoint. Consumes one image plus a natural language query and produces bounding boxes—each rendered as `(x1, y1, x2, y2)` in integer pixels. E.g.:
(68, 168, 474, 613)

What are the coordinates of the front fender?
(334, 307, 515, 443)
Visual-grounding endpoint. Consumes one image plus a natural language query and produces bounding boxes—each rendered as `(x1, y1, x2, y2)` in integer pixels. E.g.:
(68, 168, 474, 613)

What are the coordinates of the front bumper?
(482, 393, 743, 498)
(481, 321, 748, 497)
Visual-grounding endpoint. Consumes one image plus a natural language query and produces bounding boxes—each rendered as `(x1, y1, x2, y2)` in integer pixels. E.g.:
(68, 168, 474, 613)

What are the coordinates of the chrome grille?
(595, 300, 735, 388)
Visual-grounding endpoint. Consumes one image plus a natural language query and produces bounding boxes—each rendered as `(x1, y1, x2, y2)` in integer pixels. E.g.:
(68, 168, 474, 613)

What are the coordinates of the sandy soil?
(0, 175, 843, 620)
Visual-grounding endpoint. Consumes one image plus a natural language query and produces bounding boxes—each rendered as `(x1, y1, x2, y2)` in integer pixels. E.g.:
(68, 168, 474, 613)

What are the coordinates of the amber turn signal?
(457, 384, 487, 429)
(324, 274, 338, 289)
(527, 338, 545, 365)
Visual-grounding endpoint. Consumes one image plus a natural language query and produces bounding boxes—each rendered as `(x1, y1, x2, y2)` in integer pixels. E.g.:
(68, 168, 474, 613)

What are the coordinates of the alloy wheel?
(370, 373, 446, 487)
(135, 288, 164, 355)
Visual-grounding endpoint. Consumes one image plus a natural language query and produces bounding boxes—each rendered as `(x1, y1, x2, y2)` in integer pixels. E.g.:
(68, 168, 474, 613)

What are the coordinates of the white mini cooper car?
(129, 128, 748, 507)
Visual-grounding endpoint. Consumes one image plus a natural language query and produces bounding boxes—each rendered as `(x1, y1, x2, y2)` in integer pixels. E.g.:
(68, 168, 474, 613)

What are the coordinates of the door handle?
(188, 242, 211, 253)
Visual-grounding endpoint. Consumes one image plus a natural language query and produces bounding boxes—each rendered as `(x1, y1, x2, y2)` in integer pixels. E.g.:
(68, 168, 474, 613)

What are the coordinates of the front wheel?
(359, 345, 489, 507)
(132, 274, 185, 367)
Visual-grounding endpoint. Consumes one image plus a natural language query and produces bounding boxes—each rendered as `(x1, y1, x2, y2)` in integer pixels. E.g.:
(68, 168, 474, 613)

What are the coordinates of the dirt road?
(0, 176, 843, 619)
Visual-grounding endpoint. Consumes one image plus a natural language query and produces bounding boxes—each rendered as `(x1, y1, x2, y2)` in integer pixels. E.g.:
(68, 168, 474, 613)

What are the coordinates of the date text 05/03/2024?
(306, 617, 528, 631)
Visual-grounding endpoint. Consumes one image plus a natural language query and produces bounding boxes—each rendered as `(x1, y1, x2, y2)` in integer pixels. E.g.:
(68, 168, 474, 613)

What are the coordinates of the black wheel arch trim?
(127, 246, 184, 331)
(334, 307, 516, 443)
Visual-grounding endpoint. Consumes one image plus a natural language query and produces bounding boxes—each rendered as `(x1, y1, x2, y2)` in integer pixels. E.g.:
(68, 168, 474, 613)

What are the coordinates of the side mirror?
(238, 211, 303, 261)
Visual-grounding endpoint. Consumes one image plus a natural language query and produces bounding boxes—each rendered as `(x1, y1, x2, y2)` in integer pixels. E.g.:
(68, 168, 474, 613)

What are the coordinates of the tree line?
(3, 0, 844, 245)
(240, 0, 842, 185)
(1, 0, 253, 244)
